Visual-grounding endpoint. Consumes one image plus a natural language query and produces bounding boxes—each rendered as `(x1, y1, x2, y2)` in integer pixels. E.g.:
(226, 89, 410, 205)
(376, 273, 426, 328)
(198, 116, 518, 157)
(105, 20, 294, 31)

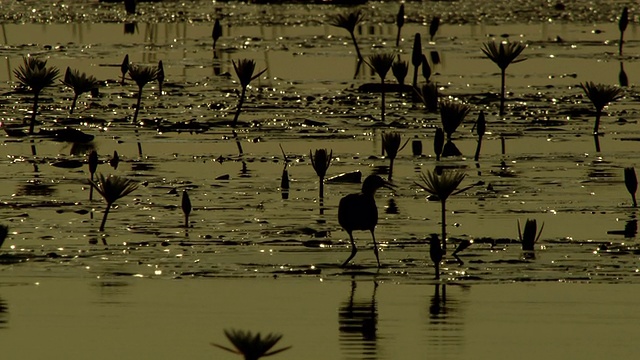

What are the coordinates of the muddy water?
(0, 1, 639, 359)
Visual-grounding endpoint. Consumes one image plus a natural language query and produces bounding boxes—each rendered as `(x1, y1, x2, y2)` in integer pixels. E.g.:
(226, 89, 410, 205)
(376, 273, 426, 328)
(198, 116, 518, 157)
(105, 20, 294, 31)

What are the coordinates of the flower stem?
(28, 92, 40, 135)
(499, 68, 506, 116)
(99, 204, 111, 232)
(441, 200, 447, 255)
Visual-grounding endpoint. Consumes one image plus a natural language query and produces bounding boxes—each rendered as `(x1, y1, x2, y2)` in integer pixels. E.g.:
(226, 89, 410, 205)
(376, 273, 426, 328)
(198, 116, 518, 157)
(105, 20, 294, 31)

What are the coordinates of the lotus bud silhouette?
(481, 40, 526, 116)
(13, 56, 60, 134)
(328, 9, 365, 63)
(473, 110, 486, 161)
(518, 219, 544, 251)
(91, 174, 138, 232)
(395, 4, 404, 47)
(433, 127, 444, 161)
(429, 16, 440, 42)
(416, 169, 467, 254)
(421, 54, 431, 83)
(310, 148, 332, 202)
(418, 82, 438, 113)
(211, 329, 291, 360)
(411, 33, 422, 96)
(429, 233, 443, 279)
(0, 224, 9, 249)
(367, 53, 396, 122)
(625, 167, 637, 207)
(212, 18, 223, 51)
(231, 59, 267, 127)
(619, 7, 628, 56)
(182, 190, 192, 227)
(580, 82, 622, 135)
(62, 67, 98, 114)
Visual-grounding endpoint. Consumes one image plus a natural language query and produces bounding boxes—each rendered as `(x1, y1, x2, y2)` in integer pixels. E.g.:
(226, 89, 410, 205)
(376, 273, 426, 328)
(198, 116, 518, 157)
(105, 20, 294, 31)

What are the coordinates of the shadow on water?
(92, 280, 131, 305)
(339, 280, 379, 359)
(426, 284, 466, 358)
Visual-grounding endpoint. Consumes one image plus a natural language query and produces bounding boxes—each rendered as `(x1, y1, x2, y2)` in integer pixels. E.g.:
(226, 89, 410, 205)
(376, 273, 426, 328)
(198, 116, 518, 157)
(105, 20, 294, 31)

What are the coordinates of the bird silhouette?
(339, 175, 394, 268)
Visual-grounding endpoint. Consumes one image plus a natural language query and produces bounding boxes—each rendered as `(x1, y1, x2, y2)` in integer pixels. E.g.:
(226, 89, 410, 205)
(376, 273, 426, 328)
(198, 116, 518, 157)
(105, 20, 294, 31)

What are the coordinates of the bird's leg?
(371, 229, 381, 268)
(340, 232, 357, 268)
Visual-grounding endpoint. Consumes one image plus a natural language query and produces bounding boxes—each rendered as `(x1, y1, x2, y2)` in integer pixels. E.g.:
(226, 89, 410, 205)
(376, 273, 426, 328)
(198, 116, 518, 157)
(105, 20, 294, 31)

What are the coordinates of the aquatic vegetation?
(473, 111, 486, 161)
(391, 59, 408, 96)
(124, 0, 136, 15)
(62, 67, 98, 114)
(0, 224, 8, 249)
(518, 219, 544, 251)
(421, 54, 431, 83)
(310, 148, 332, 203)
(339, 175, 394, 268)
(440, 100, 470, 157)
(91, 174, 138, 232)
(381, 132, 408, 181)
(395, 4, 404, 47)
(212, 18, 222, 51)
(619, 62, 628, 87)
(182, 190, 191, 228)
(429, 233, 443, 279)
(619, 7, 628, 56)
(232, 59, 267, 127)
(411, 33, 422, 96)
(328, 9, 365, 64)
(88, 150, 98, 201)
(13, 56, 60, 135)
(212, 329, 291, 360)
(128, 64, 158, 124)
(157, 60, 164, 96)
(367, 53, 395, 122)
(279, 144, 290, 200)
(416, 169, 466, 254)
(418, 82, 438, 113)
(412, 137, 423, 156)
(429, 16, 440, 42)
(625, 167, 637, 207)
(481, 40, 526, 116)
(580, 81, 623, 134)
(433, 127, 444, 161)
(120, 54, 129, 85)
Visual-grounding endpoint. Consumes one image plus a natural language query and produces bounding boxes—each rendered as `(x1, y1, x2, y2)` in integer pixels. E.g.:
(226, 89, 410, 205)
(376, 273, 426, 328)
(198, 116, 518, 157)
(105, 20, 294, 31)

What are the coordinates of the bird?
(338, 175, 394, 268)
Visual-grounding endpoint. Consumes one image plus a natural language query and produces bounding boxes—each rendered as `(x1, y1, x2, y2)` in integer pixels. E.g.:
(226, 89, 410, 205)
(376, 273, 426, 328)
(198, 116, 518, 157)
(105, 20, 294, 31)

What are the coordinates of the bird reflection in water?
(339, 280, 378, 359)
(0, 296, 7, 329)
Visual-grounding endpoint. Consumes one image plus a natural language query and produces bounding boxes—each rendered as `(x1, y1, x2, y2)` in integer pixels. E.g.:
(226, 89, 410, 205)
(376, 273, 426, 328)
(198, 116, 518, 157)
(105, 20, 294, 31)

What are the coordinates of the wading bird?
(339, 175, 394, 268)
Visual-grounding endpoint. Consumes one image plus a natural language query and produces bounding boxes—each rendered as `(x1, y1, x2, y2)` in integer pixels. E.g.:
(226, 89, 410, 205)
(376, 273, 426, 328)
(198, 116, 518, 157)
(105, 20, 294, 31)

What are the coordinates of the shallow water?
(0, 0, 639, 358)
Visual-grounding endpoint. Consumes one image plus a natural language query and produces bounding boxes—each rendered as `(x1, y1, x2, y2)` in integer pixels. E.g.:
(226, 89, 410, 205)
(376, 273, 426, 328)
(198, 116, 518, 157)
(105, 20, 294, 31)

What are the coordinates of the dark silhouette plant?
(182, 190, 191, 227)
(481, 40, 526, 116)
(473, 110, 486, 161)
(88, 150, 98, 201)
(429, 233, 443, 279)
(391, 59, 408, 96)
(416, 169, 466, 255)
(212, 329, 291, 360)
(0, 224, 8, 249)
(328, 9, 365, 64)
(518, 218, 544, 251)
(367, 53, 395, 122)
(580, 82, 623, 135)
(418, 82, 438, 113)
(91, 174, 138, 232)
(411, 33, 422, 98)
(62, 67, 98, 114)
(212, 18, 222, 51)
(421, 54, 431, 83)
(619, 7, 628, 56)
(232, 59, 266, 127)
(440, 100, 470, 157)
(310, 148, 332, 207)
(13, 56, 60, 135)
(429, 16, 440, 42)
(128, 64, 158, 125)
(395, 4, 404, 47)
(625, 167, 637, 207)
(381, 132, 408, 182)
(433, 127, 444, 161)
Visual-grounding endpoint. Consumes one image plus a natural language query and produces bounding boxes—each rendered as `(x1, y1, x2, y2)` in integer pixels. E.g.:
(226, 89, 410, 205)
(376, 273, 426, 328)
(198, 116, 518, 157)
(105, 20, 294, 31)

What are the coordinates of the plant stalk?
(28, 92, 40, 135)
(99, 204, 111, 232)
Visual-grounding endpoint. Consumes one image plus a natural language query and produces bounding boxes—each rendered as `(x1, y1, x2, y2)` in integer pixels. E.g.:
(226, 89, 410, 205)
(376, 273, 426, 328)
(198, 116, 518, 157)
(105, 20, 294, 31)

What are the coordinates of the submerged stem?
(99, 204, 111, 232)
